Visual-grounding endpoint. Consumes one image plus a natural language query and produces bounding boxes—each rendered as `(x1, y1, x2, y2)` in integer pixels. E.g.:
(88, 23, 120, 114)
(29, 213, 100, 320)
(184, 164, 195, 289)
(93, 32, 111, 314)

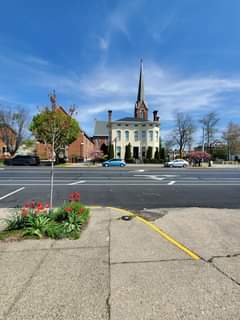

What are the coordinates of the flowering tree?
(189, 151, 211, 166)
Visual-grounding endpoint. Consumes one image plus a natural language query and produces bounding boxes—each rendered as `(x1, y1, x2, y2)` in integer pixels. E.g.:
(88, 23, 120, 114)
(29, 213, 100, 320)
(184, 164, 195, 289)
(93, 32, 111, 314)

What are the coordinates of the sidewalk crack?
(207, 253, 240, 263)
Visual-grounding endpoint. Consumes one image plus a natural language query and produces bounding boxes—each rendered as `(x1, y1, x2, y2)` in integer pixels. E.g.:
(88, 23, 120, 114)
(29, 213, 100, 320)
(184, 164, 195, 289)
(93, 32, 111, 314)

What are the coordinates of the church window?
(117, 130, 121, 141)
(142, 131, 146, 140)
(149, 131, 153, 141)
(125, 130, 129, 141)
(155, 131, 159, 142)
(134, 131, 139, 141)
(141, 110, 144, 119)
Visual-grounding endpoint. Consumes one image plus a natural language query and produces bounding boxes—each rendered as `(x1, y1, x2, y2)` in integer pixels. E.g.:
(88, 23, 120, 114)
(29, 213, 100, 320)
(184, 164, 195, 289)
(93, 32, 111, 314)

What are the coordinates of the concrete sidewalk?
(0, 207, 239, 319)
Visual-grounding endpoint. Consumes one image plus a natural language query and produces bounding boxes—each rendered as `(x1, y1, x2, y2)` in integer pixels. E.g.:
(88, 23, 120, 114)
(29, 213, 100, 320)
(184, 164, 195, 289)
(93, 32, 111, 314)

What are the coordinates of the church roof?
(93, 120, 109, 137)
(116, 117, 149, 122)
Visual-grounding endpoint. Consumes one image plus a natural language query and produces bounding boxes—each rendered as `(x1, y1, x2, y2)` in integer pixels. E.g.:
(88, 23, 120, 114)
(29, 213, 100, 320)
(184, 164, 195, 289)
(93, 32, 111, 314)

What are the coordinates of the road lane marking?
(168, 181, 176, 185)
(134, 174, 165, 181)
(109, 207, 200, 261)
(68, 180, 86, 185)
(0, 187, 25, 201)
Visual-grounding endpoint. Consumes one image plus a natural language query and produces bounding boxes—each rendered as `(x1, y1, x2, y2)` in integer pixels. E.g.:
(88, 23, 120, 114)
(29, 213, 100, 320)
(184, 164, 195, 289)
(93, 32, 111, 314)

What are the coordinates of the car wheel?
(104, 163, 109, 167)
(120, 163, 124, 167)
(169, 164, 173, 168)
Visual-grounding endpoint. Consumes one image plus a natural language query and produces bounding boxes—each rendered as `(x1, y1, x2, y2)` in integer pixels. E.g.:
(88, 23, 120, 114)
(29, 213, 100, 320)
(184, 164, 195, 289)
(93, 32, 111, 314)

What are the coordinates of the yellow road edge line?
(108, 207, 200, 261)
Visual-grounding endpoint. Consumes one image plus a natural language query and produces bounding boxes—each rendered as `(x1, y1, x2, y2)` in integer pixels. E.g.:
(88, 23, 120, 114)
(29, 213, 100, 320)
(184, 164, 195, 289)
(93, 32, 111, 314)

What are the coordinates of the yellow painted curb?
(108, 207, 200, 261)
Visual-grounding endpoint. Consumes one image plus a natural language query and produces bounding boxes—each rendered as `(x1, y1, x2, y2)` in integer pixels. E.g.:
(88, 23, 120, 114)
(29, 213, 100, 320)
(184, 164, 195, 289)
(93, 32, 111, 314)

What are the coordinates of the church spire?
(137, 59, 144, 102)
(134, 59, 148, 120)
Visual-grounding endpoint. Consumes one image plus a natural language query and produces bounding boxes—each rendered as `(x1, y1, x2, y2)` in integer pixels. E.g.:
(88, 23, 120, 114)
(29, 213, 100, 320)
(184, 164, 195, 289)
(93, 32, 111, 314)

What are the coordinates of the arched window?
(125, 130, 129, 141)
(117, 130, 121, 141)
(134, 131, 139, 141)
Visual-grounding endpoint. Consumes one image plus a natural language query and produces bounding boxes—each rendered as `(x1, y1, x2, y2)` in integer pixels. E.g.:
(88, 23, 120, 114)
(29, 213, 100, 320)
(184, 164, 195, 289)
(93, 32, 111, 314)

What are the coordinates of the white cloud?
(98, 37, 109, 51)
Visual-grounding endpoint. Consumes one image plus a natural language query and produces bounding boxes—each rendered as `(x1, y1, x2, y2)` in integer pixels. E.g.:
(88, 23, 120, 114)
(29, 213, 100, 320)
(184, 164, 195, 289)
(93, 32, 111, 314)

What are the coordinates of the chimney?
(108, 110, 112, 122)
(153, 110, 158, 121)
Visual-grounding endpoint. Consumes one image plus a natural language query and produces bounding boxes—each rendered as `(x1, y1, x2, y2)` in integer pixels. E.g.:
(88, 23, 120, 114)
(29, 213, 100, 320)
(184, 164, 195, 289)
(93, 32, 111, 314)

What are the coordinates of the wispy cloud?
(1, 49, 240, 136)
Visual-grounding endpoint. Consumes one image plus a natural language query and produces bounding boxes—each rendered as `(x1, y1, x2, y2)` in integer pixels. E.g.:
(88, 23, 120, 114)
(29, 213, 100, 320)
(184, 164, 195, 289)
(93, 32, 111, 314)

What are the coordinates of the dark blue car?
(102, 159, 126, 167)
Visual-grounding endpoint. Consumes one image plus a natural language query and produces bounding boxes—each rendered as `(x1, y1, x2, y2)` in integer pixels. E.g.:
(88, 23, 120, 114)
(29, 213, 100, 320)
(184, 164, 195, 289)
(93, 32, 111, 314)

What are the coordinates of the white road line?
(168, 181, 176, 185)
(68, 180, 86, 185)
(0, 187, 25, 200)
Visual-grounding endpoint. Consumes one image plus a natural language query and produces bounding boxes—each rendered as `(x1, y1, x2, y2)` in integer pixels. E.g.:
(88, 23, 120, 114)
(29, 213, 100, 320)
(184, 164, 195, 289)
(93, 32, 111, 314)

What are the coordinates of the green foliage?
(29, 108, 80, 159)
(154, 149, 160, 160)
(108, 144, 114, 159)
(1, 192, 90, 240)
(160, 147, 166, 160)
(23, 214, 51, 238)
(5, 213, 25, 231)
(146, 147, 153, 160)
(124, 143, 132, 161)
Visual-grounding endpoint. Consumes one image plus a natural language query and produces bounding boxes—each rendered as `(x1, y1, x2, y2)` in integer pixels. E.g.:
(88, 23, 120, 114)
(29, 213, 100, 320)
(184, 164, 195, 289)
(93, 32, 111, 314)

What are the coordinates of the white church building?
(93, 60, 160, 160)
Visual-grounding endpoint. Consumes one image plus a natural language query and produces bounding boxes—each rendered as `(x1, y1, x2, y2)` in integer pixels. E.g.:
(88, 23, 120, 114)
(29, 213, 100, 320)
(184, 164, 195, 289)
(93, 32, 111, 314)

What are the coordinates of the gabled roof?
(93, 121, 109, 137)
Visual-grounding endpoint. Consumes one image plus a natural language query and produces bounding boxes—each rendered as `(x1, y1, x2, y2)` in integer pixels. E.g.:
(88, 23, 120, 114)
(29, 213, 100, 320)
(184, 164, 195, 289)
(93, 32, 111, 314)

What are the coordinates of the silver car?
(164, 159, 189, 168)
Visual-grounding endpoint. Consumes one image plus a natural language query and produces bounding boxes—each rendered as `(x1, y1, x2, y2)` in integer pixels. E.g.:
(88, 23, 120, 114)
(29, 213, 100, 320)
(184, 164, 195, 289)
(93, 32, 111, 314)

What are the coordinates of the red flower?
(65, 207, 73, 213)
(45, 203, 49, 209)
(78, 207, 85, 215)
(31, 200, 35, 209)
(36, 202, 44, 211)
(69, 192, 80, 202)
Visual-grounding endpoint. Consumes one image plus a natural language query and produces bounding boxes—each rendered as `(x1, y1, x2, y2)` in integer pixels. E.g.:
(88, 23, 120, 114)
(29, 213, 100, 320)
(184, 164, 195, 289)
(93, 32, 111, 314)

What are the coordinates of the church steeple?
(137, 59, 144, 102)
(134, 59, 148, 120)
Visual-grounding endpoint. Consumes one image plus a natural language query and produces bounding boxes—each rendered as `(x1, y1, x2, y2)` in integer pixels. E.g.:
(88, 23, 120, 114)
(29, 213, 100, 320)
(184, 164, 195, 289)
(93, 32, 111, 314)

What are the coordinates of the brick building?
(36, 94, 95, 162)
(0, 125, 17, 160)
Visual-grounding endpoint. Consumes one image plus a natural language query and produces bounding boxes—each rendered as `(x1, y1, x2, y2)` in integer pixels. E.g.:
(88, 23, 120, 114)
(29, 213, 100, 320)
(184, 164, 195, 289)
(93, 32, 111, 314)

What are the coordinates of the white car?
(164, 159, 189, 168)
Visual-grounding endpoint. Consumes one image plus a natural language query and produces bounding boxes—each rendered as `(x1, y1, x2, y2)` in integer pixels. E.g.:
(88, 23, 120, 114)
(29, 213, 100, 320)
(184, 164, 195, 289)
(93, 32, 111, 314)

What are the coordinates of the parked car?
(4, 155, 40, 166)
(164, 159, 189, 168)
(102, 159, 126, 167)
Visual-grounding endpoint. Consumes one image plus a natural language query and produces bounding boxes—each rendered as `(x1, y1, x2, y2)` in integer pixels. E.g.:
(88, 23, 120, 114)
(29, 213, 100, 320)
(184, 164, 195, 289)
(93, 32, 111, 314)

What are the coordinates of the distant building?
(0, 124, 17, 159)
(93, 60, 160, 160)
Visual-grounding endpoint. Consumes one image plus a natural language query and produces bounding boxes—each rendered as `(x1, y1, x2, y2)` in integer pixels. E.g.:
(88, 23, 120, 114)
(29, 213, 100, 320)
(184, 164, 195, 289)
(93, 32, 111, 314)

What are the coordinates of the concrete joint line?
(108, 207, 201, 261)
(3, 240, 56, 318)
(111, 258, 192, 266)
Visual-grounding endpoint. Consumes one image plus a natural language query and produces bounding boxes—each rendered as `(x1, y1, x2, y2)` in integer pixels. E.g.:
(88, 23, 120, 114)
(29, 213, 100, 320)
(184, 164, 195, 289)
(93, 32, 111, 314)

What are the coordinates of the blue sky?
(1, 0, 240, 142)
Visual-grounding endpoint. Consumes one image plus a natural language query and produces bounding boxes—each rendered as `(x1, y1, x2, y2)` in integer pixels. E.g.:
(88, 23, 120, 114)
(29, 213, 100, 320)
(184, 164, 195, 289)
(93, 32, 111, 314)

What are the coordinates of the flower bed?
(0, 192, 90, 240)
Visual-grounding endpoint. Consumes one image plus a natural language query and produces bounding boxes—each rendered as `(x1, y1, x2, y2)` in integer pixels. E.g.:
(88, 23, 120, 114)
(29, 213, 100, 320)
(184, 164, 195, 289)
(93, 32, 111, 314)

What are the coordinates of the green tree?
(160, 147, 166, 161)
(108, 144, 114, 159)
(146, 146, 153, 160)
(154, 148, 160, 160)
(30, 107, 80, 209)
(29, 108, 80, 162)
(124, 143, 132, 162)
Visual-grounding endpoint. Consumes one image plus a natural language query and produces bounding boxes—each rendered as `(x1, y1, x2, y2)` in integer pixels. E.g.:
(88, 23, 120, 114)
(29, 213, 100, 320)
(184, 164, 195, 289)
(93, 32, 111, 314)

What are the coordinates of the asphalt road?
(0, 166, 240, 210)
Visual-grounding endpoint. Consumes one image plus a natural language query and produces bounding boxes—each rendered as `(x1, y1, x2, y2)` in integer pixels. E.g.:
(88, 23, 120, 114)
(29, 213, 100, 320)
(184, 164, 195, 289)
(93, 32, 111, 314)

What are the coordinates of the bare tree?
(223, 122, 240, 160)
(172, 112, 196, 158)
(0, 105, 28, 156)
(200, 112, 219, 153)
